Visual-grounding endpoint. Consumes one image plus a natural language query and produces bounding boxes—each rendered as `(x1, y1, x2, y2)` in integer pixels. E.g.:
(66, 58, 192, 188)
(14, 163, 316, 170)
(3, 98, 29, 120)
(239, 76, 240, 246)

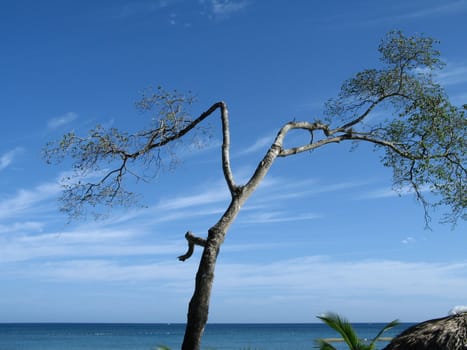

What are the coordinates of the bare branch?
(178, 231, 207, 262)
(219, 102, 237, 194)
(338, 91, 410, 131)
(349, 134, 454, 160)
(133, 101, 237, 195)
(271, 121, 346, 156)
(135, 102, 222, 155)
(243, 121, 338, 195)
(407, 159, 432, 228)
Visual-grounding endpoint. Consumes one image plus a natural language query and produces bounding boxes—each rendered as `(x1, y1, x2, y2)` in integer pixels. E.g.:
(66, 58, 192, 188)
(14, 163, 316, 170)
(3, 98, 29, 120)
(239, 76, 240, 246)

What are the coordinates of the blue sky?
(1, 0, 466, 324)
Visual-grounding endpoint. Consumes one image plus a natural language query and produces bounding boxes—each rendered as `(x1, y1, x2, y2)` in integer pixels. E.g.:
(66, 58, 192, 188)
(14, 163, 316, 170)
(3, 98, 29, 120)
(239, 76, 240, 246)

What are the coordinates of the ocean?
(0, 323, 412, 350)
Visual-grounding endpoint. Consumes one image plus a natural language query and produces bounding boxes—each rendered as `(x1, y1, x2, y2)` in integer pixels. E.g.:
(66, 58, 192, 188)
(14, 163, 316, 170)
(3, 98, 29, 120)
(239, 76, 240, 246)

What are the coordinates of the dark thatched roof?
(383, 312, 467, 350)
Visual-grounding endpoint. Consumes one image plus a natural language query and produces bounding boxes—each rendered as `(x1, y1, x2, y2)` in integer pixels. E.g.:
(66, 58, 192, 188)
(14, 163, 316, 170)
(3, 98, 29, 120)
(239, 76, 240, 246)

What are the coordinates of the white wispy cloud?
(47, 112, 78, 129)
(362, 1, 467, 27)
(150, 207, 226, 224)
(240, 211, 321, 224)
(401, 236, 416, 244)
(34, 259, 193, 282)
(413, 61, 467, 88)
(222, 241, 290, 253)
(157, 181, 230, 210)
(362, 187, 401, 199)
(0, 225, 183, 263)
(437, 63, 467, 86)
(201, 0, 248, 19)
(238, 135, 274, 156)
(213, 256, 467, 300)
(0, 147, 24, 171)
(0, 182, 61, 220)
(249, 178, 365, 205)
(396, 0, 467, 20)
(0, 221, 44, 234)
(361, 184, 431, 200)
(19, 254, 467, 304)
(114, 0, 174, 19)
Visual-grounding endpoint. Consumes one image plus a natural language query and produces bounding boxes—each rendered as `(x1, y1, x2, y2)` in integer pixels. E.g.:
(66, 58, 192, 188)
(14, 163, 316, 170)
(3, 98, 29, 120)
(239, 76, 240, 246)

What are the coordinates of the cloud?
(238, 135, 273, 156)
(0, 221, 44, 234)
(401, 236, 416, 244)
(414, 62, 467, 87)
(396, 1, 467, 20)
(9, 252, 467, 305)
(363, 188, 401, 199)
(449, 305, 467, 315)
(157, 181, 230, 210)
(0, 182, 61, 221)
(437, 63, 467, 86)
(113, 0, 174, 19)
(362, 1, 467, 27)
(34, 259, 193, 283)
(0, 147, 24, 171)
(213, 257, 467, 301)
(47, 112, 78, 129)
(250, 178, 365, 204)
(201, 0, 248, 18)
(66, 256, 467, 300)
(240, 211, 321, 224)
(361, 184, 431, 200)
(0, 225, 183, 263)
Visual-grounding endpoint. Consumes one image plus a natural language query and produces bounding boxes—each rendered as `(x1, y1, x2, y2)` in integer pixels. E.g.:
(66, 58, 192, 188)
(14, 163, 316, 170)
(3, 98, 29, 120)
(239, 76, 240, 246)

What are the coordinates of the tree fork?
(44, 31, 466, 350)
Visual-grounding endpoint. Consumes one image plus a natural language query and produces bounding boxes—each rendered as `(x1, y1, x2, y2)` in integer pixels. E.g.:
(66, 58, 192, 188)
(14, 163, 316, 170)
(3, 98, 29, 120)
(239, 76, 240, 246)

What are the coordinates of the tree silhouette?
(45, 31, 466, 350)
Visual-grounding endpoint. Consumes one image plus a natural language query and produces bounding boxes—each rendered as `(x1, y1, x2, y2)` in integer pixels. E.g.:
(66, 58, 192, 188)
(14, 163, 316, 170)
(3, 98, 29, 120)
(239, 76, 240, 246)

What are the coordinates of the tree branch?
(136, 102, 223, 156)
(130, 101, 238, 195)
(219, 102, 237, 194)
(47, 99, 240, 217)
(178, 231, 207, 262)
(243, 121, 337, 195)
(348, 134, 444, 160)
(338, 91, 410, 132)
(272, 121, 346, 157)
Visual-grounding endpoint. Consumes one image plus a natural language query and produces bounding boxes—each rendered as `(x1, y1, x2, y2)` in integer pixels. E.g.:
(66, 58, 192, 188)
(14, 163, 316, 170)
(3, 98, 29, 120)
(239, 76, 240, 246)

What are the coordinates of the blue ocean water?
(0, 323, 411, 350)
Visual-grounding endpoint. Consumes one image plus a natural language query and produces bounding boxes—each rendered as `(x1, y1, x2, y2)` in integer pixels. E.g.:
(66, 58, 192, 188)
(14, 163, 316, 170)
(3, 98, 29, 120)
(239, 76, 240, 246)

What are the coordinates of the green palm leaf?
(317, 313, 362, 350)
(315, 338, 338, 350)
(369, 319, 399, 349)
(317, 313, 399, 350)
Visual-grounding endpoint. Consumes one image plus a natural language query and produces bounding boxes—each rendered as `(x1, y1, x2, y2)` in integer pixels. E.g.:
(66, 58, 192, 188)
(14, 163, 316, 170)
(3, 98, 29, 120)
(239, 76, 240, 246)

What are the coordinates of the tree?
(44, 31, 466, 350)
(316, 313, 399, 350)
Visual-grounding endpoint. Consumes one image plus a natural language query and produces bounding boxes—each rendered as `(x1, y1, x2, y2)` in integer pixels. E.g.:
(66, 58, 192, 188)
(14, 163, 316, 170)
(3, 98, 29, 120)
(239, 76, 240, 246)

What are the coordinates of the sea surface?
(0, 323, 412, 350)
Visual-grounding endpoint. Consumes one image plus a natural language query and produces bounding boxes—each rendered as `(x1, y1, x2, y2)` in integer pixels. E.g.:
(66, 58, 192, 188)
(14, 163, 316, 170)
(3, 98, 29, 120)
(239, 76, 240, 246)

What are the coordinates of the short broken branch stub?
(178, 231, 207, 261)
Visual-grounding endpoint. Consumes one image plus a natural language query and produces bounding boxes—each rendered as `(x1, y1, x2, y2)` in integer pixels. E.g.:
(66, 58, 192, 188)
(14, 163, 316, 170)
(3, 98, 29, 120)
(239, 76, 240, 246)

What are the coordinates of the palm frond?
(369, 319, 399, 349)
(315, 339, 338, 350)
(317, 313, 361, 350)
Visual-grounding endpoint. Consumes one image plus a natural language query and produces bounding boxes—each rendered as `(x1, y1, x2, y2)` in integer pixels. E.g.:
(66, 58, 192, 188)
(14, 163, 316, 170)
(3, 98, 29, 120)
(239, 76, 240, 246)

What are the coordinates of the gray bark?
(179, 107, 364, 349)
(181, 137, 282, 349)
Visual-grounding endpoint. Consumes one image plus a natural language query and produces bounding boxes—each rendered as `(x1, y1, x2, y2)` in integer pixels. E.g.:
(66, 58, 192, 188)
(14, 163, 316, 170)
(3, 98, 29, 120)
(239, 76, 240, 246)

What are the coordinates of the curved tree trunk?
(179, 103, 365, 349)
(181, 198, 243, 350)
(181, 236, 220, 350)
(180, 143, 286, 349)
